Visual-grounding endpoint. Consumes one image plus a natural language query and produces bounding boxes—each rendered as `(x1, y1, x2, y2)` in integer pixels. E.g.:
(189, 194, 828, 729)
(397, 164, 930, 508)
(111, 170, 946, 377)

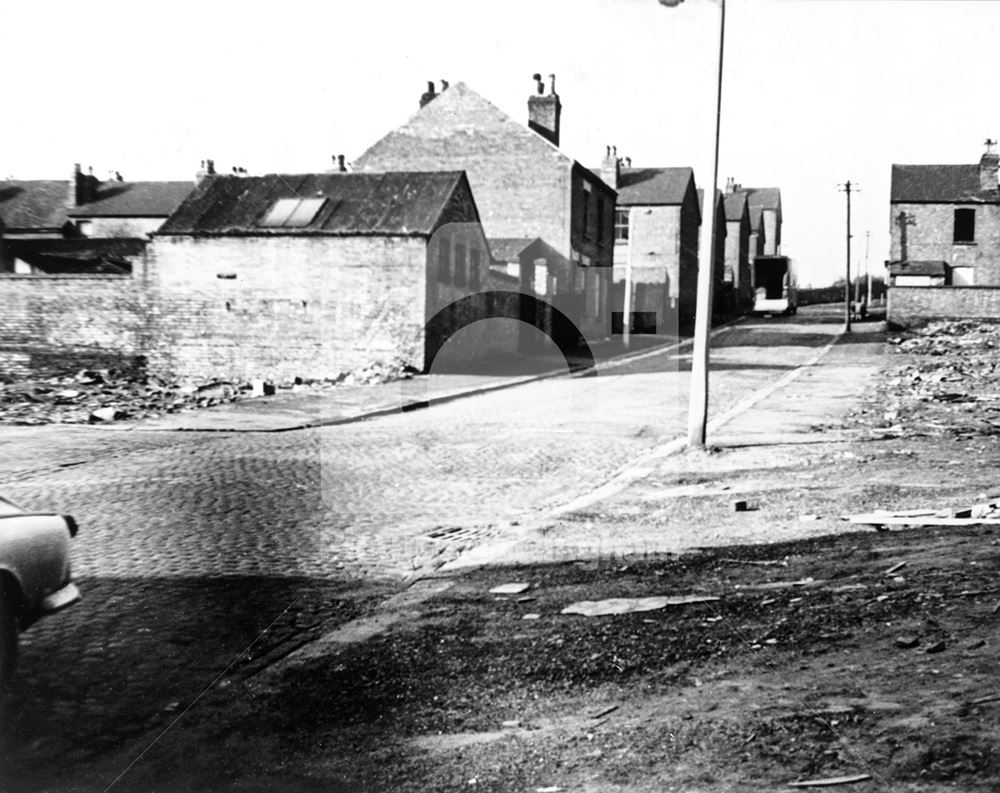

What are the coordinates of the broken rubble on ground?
(854, 319, 1000, 441)
(0, 360, 417, 425)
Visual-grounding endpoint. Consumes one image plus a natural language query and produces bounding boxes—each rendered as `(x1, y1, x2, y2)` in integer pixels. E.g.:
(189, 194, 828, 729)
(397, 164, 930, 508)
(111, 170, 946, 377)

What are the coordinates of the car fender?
(0, 515, 73, 613)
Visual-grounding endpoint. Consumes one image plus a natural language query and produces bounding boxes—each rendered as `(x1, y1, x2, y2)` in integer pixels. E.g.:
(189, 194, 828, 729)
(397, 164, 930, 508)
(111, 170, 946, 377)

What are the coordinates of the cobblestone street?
(0, 308, 852, 790)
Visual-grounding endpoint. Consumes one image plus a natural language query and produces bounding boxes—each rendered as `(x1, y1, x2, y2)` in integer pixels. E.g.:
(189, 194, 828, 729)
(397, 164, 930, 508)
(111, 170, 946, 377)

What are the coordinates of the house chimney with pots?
(725, 176, 735, 193)
(981, 139, 999, 191)
(528, 72, 561, 147)
(337, 154, 347, 172)
(195, 158, 216, 183)
(601, 145, 620, 191)
(68, 163, 99, 206)
(420, 80, 437, 108)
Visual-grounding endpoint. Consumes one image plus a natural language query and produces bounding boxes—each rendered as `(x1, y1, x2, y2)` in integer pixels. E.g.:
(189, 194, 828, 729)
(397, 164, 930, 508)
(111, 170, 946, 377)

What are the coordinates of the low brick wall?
(888, 285, 1000, 328)
(0, 274, 149, 379)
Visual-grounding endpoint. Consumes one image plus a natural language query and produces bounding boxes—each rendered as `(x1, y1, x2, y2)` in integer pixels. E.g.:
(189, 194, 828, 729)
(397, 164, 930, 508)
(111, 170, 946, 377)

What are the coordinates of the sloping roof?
(0, 180, 70, 230)
(723, 191, 748, 222)
(887, 260, 949, 276)
(890, 164, 1000, 203)
(69, 181, 193, 217)
(158, 171, 470, 236)
(611, 167, 694, 206)
(746, 187, 781, 213)
(355, 82, 573, 171)
(697, 187, 725, 215)
(489, 237, 537, 262)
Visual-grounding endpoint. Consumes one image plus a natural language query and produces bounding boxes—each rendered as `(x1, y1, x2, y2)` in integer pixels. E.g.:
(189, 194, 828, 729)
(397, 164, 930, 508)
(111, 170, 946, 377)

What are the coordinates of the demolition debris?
(0, 362, 415, 425)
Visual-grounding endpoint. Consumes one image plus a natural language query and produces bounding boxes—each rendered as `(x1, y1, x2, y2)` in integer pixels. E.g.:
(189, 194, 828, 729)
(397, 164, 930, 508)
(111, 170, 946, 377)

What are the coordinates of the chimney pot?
(337, 154, 347, 172)
(601, 144, 620, 190)
(419, 80, 437, 108)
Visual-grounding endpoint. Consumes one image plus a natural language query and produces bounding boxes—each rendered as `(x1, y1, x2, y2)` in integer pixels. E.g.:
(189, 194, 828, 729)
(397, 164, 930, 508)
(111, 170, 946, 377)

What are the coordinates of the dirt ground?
(9, 318, 1000, 792)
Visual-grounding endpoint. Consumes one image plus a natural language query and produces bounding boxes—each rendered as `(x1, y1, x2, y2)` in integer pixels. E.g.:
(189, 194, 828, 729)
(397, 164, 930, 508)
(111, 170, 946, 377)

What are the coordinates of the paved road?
(0, 305, 856, 790)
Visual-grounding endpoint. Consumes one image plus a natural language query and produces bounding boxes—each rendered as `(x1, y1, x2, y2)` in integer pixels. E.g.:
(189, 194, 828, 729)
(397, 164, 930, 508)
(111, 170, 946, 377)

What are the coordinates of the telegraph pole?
(837, 181, 858, 332)
(864, 230, 871, 306)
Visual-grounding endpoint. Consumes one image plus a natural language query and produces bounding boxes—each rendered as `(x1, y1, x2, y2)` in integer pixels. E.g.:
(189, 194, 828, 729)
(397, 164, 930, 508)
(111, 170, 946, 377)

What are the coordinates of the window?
(597, 196, 605, 244)
(469, 248, 481, 290)
(454, 243, 467, 287)
(76, 220, 93, 237)
(615, 208, 629, 241)
(954, 208, 975, 243)
(581, 182, 592, 240)
(259, 197, 327, 228)
(437, 239, 451, 283)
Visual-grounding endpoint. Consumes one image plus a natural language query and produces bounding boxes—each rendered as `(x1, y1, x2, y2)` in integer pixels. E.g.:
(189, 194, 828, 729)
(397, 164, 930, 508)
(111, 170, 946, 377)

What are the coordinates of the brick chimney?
(980, 139, 999, 191)
(601, 145, 620, 190)
(419, 80, 437, 108)
(195, 158, 216, 184)
(68, 163, 99, 206)
(528, 73, 561, 147)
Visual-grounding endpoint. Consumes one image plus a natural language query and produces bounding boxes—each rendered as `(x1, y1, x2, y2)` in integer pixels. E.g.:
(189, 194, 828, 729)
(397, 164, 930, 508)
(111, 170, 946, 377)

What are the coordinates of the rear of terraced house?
(888, 142, 1000, 326)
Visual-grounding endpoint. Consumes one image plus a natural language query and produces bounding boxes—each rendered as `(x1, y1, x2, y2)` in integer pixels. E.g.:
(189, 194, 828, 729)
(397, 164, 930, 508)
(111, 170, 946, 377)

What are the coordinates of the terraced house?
(598, 154, 702, 332)
(0, 164, 190, 273)
(889, 143, 1000, 287)
(354, 76, 616, 348)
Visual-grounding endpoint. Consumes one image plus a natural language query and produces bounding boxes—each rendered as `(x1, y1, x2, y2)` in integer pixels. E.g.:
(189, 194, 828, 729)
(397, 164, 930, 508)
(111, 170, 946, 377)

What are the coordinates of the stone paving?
(0, 307, 862, 791)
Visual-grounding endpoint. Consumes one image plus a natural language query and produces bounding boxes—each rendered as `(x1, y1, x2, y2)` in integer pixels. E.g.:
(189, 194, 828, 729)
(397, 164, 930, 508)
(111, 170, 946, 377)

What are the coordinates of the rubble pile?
(0, 361, 416, 426)
(852, 319, 1000, 439)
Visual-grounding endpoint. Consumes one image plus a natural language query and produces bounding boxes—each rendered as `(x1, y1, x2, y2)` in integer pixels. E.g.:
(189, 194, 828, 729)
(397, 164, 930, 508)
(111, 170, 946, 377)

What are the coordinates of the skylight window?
(259, 197, 327, 228)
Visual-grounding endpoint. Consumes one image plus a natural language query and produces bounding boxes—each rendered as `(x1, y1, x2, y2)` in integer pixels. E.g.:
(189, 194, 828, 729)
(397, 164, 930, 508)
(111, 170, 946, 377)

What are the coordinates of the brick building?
(599, 153, 702, 331)
(0, 164, 191, 274)
(723, 188, 752, 309)
(353, 77, 615, 346)
(746, 187, 782, 257)
(889, 143, 1000, 286)
(148, 170, 510, 380)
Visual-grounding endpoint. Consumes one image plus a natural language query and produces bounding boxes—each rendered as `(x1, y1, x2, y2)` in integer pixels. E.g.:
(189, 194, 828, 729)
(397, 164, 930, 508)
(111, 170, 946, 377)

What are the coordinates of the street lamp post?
(661, 0, 726, 449)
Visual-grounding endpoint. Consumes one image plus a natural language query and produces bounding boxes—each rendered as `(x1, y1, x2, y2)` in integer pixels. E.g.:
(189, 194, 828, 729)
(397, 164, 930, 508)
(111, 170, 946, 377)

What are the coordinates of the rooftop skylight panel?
(285, 197, 327, 227)
(258, 197, 327, 228)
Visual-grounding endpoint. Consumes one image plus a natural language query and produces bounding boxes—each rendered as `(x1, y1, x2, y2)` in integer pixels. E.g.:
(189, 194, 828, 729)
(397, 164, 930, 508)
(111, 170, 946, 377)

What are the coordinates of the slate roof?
(355, 82, 574, 172)
(489, 237, 538, 262)
(723, 191, 748, 222)
(602, 167, 694, 206)
(890, 164, 1000, 203)
(0, 180, 70, 230)
(158, 172, 472, 236)
(69, 181, 193, 217)
(697, 187, 725, 215)
(746, 187, 781, 214)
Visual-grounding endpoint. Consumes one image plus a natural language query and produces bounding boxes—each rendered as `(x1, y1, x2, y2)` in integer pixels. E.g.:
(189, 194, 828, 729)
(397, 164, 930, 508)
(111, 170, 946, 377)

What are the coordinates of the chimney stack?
(337, 154, 347, 172)
(68, 163, 82, 206)
(68, 162, 98, 206)
(981, 139, 999, 191)
(195, 158, 216, 183)
(441, 79, 449, 92)
(419, 80, 437, 108)
(528, 72, 561, 147)
(601, 145, 620, 190)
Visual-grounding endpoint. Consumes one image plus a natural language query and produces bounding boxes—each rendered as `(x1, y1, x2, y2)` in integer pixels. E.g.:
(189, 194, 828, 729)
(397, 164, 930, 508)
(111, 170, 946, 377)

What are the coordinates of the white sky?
(5, 0, 999, 287)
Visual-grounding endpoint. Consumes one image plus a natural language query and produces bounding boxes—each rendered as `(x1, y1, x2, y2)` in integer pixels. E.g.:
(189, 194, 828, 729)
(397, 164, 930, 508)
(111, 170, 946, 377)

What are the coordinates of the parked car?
(0, 494, 80, 691)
